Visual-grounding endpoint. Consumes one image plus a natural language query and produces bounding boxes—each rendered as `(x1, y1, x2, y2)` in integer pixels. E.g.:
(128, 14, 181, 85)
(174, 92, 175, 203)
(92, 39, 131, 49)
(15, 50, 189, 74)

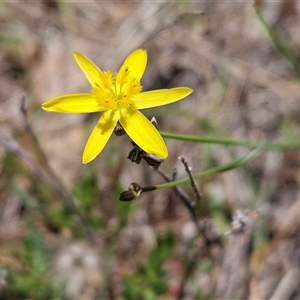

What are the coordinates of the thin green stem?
(142, 148, 260, 193)
(160, 131, 300, 151)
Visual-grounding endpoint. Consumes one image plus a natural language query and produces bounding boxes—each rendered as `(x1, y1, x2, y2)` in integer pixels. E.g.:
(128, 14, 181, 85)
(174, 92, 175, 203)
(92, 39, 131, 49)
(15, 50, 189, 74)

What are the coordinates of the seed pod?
(140, 153, 164, 170)
(119, 182, 143, 201)
(119, 190, 137, 201)
(128, 144, 144, 164)
(114, 121, 126, 136)
(127, 141, 164, 169)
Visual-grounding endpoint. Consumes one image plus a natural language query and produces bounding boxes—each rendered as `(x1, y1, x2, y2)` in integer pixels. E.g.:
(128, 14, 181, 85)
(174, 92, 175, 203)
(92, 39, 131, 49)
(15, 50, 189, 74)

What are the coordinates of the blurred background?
(1, 1, 300, 299)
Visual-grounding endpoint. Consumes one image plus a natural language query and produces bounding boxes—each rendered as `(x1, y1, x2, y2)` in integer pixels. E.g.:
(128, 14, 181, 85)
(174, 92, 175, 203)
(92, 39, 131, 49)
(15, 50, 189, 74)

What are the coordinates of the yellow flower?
(42, 49, 193, 164)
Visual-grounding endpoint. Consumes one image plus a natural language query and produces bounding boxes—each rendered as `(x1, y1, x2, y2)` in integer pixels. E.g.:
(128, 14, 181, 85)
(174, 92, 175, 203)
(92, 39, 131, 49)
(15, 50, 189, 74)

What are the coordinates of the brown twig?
(178, 155, 201, 207)
(154, 156, 222, 299)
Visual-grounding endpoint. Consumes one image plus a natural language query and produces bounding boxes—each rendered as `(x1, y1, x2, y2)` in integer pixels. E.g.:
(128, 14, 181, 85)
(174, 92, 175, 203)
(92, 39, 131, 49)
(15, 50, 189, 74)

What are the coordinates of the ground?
(1, 1, 300, 299)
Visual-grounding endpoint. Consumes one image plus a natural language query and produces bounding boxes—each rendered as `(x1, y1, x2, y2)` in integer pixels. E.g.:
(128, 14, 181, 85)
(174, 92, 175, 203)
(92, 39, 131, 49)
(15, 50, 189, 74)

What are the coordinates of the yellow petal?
(74, 52, 103, 88)
(119, 49, 147, 81)
(83, 110, 120, 164)
(42, 93, 104, 113)
(120, 109, 168, 158)
(133, 87, 193, 110)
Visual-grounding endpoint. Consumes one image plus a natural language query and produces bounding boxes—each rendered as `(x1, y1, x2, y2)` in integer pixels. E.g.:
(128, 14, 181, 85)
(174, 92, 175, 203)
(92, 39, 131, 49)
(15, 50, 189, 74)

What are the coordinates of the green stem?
(160, 131, 300, 151)
(142, 148, 260, 192)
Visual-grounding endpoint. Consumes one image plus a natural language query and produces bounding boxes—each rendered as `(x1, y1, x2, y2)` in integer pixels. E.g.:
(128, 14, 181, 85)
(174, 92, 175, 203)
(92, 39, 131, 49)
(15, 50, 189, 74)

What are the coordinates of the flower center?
(94, 68, 142, 111)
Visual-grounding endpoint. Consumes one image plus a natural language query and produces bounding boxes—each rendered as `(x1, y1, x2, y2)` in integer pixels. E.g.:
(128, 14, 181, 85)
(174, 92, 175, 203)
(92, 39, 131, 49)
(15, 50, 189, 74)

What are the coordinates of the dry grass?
(1, 1, 300, 299)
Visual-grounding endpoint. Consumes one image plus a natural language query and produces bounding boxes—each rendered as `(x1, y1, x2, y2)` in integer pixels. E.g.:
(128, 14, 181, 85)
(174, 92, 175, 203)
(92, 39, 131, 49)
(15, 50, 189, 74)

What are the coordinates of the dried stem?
(178, 155, 201, 207)
(154, 156, 221, 299)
